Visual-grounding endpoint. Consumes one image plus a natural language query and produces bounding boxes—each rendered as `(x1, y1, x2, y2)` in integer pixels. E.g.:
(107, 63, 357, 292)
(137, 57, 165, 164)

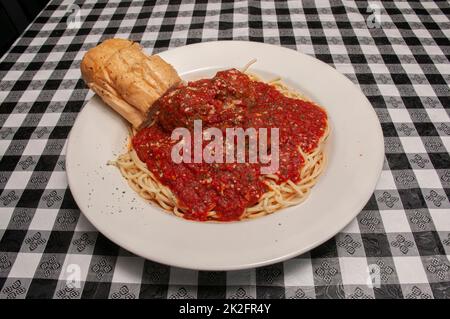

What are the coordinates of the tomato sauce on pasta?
(130, 69, 328, 221)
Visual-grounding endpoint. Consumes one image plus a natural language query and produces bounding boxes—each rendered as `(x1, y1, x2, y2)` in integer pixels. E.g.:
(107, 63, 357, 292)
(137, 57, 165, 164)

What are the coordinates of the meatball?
(157, 69, 251, 132)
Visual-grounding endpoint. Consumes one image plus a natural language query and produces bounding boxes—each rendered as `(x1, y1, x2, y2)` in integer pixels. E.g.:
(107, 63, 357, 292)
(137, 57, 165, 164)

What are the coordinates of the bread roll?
(80, 38, 181, 128)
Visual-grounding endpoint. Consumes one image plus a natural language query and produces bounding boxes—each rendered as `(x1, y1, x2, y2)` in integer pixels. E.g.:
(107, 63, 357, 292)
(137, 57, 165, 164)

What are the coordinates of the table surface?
(0, 0, 449, 299)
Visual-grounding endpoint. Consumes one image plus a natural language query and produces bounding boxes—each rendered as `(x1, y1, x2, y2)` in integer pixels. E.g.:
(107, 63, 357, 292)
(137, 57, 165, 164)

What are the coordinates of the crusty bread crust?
(80, 38, 181, 128)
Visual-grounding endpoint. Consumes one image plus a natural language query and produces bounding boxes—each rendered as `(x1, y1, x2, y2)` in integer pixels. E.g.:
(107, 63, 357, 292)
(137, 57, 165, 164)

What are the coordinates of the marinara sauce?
(132, 69, 327, 221)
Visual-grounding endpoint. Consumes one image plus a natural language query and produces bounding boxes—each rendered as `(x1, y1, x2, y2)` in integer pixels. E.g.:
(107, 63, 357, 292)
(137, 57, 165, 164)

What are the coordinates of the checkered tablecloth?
(0, 0, 449, 299)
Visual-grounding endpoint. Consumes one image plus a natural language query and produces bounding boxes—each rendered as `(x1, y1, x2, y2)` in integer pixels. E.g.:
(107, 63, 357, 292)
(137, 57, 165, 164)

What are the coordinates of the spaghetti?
(110, 66, 329, 221)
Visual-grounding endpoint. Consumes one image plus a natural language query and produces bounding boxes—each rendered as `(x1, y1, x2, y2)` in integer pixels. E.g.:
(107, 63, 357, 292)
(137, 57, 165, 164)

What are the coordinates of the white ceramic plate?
(66, 41, 384, 270)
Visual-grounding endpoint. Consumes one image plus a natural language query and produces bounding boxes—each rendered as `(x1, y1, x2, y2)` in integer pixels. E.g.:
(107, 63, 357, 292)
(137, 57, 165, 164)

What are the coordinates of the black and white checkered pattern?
(0, 0, 449, 299)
